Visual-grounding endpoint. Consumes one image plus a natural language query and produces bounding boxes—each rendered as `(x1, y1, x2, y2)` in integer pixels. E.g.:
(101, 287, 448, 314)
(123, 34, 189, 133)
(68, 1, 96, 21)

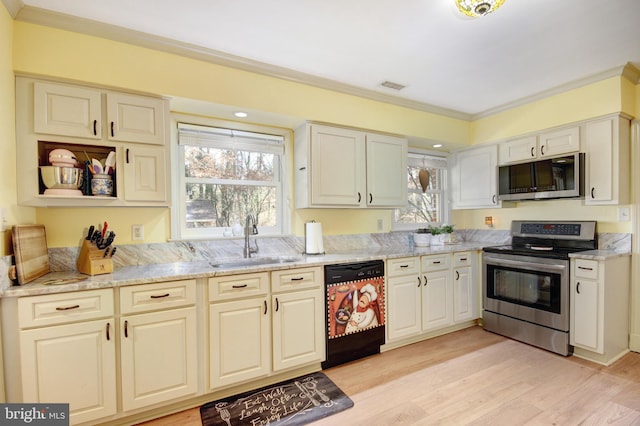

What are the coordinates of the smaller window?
(393, 152, 448, 230)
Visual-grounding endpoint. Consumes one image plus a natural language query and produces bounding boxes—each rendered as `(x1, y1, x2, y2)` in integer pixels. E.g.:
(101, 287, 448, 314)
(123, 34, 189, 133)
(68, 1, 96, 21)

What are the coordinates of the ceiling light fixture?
(233, 111, 248, 118)
(433, 144, 443, 148)
(455, 0, 506, 18)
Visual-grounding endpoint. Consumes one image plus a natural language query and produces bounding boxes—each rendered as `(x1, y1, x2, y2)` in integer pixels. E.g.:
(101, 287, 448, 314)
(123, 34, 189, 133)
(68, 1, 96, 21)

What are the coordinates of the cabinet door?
(570, 278, 602, 353)
(386, 275, 421, 341)
(422, 269, 452, 332)
(538, 126, 579, 157)
(450, 145, 499, 209)
(272, 288, 325, 371)
(122, 145, 167, 202)
(365, 134, 407, 207)
(34, 82, 102, 139)
(499, 136, 537, 164)
(120, 307, 197, 411)
(453, 266, 474, 323)
(20, 319, 117, 424)
(210, 298, 270, 389)
(584, 119, 614, 203)
(106, 93, 165, 145)
(310, 125, 365, 206)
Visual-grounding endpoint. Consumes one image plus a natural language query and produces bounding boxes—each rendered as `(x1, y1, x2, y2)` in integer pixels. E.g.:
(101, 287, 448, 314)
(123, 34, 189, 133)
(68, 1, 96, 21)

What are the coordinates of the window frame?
(170, 114, 291, 240)
(392, 148, 450, 231)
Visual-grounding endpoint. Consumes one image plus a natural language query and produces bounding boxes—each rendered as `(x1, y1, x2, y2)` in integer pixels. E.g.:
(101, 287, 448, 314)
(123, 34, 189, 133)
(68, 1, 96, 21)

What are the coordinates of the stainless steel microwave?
(498, 153, 584, 201)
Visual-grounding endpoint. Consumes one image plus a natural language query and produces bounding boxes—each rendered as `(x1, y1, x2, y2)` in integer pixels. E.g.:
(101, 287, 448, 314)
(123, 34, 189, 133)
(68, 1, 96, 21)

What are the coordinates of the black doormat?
(200, 372, 353, 426)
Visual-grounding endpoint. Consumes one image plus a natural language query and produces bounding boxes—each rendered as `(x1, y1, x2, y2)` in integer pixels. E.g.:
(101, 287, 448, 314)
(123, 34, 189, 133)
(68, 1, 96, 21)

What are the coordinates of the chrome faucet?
(243, 213, 259, 258)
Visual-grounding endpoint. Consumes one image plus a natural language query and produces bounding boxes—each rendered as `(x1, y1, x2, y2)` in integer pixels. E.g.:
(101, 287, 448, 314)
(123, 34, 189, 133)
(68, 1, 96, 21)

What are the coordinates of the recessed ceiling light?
(233, 111, 248, 118)
(433, 144, 443, 148)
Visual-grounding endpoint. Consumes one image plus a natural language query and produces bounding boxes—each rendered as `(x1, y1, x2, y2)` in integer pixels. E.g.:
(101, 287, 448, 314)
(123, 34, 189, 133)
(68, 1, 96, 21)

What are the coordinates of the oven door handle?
(485, 256, 567, 272)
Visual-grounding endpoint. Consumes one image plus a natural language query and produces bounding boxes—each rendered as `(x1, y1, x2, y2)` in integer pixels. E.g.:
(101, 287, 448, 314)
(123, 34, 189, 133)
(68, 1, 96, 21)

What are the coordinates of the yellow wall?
(1, 8, 35, 256)
(5, 20, 639, 247)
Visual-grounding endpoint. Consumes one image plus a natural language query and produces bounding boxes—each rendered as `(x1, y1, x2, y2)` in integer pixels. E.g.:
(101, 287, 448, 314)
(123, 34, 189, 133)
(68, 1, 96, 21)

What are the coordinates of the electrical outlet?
(132, 224, 144, 241)
(377, 219, 383, 231)
(618, 207, 630, 222)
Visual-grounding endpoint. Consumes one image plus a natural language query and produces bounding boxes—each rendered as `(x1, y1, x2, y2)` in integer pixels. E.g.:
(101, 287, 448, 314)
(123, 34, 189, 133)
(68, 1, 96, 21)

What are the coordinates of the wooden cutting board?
(12, 225, 50, 285)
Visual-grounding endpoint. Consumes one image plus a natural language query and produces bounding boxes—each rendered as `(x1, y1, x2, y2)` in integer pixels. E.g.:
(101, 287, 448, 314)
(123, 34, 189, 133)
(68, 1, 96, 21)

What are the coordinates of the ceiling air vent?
(380, 81, 406, 91)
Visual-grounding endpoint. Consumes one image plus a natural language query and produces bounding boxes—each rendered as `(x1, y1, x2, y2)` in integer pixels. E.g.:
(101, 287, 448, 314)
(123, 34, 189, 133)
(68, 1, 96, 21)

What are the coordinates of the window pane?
(185, 183, 276, 229)
(184, 146, 274, 181)
(395, 191, 441, 224)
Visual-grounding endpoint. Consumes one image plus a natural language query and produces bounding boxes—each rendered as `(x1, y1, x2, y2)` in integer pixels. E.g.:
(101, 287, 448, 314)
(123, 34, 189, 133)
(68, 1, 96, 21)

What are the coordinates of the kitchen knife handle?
(86, 225, 94, 240)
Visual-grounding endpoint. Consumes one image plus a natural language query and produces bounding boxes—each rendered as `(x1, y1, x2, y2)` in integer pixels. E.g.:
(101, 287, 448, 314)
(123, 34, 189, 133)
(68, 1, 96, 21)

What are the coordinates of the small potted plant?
(440, 224, 457, 244)
(429, 224, 456, 245)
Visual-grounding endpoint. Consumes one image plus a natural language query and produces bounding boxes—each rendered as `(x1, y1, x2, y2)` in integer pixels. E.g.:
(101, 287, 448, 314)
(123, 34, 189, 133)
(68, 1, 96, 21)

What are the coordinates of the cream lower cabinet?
(570, 256, 630, 365)
(209, 272, 271, 389)
(421, 254, 453, 332)
(209, 267, 324, 390)
(387, 252, 478, 345)
(11, 289, 117, 425)
(271, 267, 325, 371)
(119, 280, 198, 411)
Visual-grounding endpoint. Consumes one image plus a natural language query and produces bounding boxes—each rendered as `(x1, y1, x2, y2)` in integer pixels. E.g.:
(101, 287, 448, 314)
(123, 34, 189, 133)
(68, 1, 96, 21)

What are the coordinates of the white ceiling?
(8, 0, 640, 118)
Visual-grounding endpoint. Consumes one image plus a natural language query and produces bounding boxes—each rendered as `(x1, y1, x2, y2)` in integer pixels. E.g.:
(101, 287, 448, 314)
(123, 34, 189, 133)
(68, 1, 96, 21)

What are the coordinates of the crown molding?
(472, 63, 640, 120)
(13, 6, 472, 121)
(2, 0, 23, 18)
(11, 6, 638, 123)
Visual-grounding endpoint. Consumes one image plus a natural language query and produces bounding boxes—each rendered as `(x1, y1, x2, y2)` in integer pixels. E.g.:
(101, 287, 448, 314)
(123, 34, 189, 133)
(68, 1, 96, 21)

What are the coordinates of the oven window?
(486, 265, 561, 313)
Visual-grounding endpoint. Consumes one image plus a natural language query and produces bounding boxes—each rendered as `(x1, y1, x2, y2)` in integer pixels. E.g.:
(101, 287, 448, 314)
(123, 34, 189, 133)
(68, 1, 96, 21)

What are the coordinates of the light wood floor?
(139, 326, 640, 425)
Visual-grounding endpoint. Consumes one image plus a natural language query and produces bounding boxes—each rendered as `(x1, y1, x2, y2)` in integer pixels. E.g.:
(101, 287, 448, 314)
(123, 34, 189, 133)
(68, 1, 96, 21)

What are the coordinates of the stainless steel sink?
(209, 256, 301, 269)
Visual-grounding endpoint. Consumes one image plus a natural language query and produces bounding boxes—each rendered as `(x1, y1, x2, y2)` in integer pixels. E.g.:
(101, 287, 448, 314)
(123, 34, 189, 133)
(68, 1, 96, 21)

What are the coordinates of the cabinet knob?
(126, 148, 130, 164)
(263, 300, 268, 315)
(110, 121, 115, 137)
(150, 293, 170, 299)
(55, 304, 80, 311)
(417, 276, 421, 287)
(531, 147, 535, 157)
(576, 282, 581, 294)
(357, 192, 361, 203)
(106, 322, 111, 341)
(124, 320, 129, 338)
(540, 145, 545, 156)
(591, 187, 595, 199)
(93, 119, 98, 136)
(369, 193, 373, 204)
(456, 270, 460, 280)
(275, 297, 280, 312)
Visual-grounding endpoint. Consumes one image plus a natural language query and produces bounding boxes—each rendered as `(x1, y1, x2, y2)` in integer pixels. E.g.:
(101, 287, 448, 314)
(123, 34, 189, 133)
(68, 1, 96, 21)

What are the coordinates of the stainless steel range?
(482, 220, 597, 356)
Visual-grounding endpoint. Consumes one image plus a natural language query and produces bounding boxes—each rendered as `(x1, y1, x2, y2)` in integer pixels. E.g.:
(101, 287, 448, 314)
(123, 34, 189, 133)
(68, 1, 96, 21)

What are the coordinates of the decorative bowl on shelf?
(48, 149, 77, 167)
(40, 166, 83, 190)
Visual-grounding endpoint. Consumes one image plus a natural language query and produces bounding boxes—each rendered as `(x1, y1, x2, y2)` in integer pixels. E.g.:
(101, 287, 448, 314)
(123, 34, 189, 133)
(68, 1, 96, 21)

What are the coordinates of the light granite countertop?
(1, 242, 489, 298)
(568, 249, 632, 261)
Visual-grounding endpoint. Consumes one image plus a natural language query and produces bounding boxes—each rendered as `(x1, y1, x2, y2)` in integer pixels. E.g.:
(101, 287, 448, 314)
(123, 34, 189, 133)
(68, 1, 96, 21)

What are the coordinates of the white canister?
(91, 173, 113, 196)
(413, 233, 431, 247)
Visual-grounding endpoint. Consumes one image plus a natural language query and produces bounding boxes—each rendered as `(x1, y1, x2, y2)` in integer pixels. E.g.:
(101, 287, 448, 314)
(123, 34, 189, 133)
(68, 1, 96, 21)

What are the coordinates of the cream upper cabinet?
(295, 123, 407, 208)
(34, 82, 103, 139)
(583, 115, 630, 205)
(16, 77, 170, 207)
(122, 145, 167, 202)
(106, 93, 165, 145)
(499, 126, 579, 165)
(365, 133, 408, 207)
(450, 144, 500, 209)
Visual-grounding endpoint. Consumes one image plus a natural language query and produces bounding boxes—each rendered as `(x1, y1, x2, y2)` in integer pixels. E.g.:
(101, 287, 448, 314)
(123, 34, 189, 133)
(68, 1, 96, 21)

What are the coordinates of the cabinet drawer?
(18, 289, 114, 329)
(422, 253, 450, 271)
(271, 267, 322, 292)
(209, 272, 269, 301)
(453, 252, 473, 267)
(387, 257, 420, 277)
(574, 259, 599, 280)
(120, 280, 196, 314)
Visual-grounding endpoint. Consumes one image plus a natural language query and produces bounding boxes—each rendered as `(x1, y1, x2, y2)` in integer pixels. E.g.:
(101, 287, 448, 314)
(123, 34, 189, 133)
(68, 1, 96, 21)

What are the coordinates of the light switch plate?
(132, 224, 144, 240)
(617, 207, 630, 222)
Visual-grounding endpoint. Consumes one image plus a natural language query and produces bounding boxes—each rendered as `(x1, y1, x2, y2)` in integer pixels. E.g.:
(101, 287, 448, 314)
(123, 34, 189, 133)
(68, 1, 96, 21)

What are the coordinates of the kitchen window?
(175, 122, 286, 239)
(393, 151, 448, 230)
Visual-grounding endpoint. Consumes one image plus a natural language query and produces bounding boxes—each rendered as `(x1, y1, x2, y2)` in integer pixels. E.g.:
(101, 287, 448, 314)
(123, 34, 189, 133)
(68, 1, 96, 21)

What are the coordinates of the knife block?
(76, 240, 113, 276)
